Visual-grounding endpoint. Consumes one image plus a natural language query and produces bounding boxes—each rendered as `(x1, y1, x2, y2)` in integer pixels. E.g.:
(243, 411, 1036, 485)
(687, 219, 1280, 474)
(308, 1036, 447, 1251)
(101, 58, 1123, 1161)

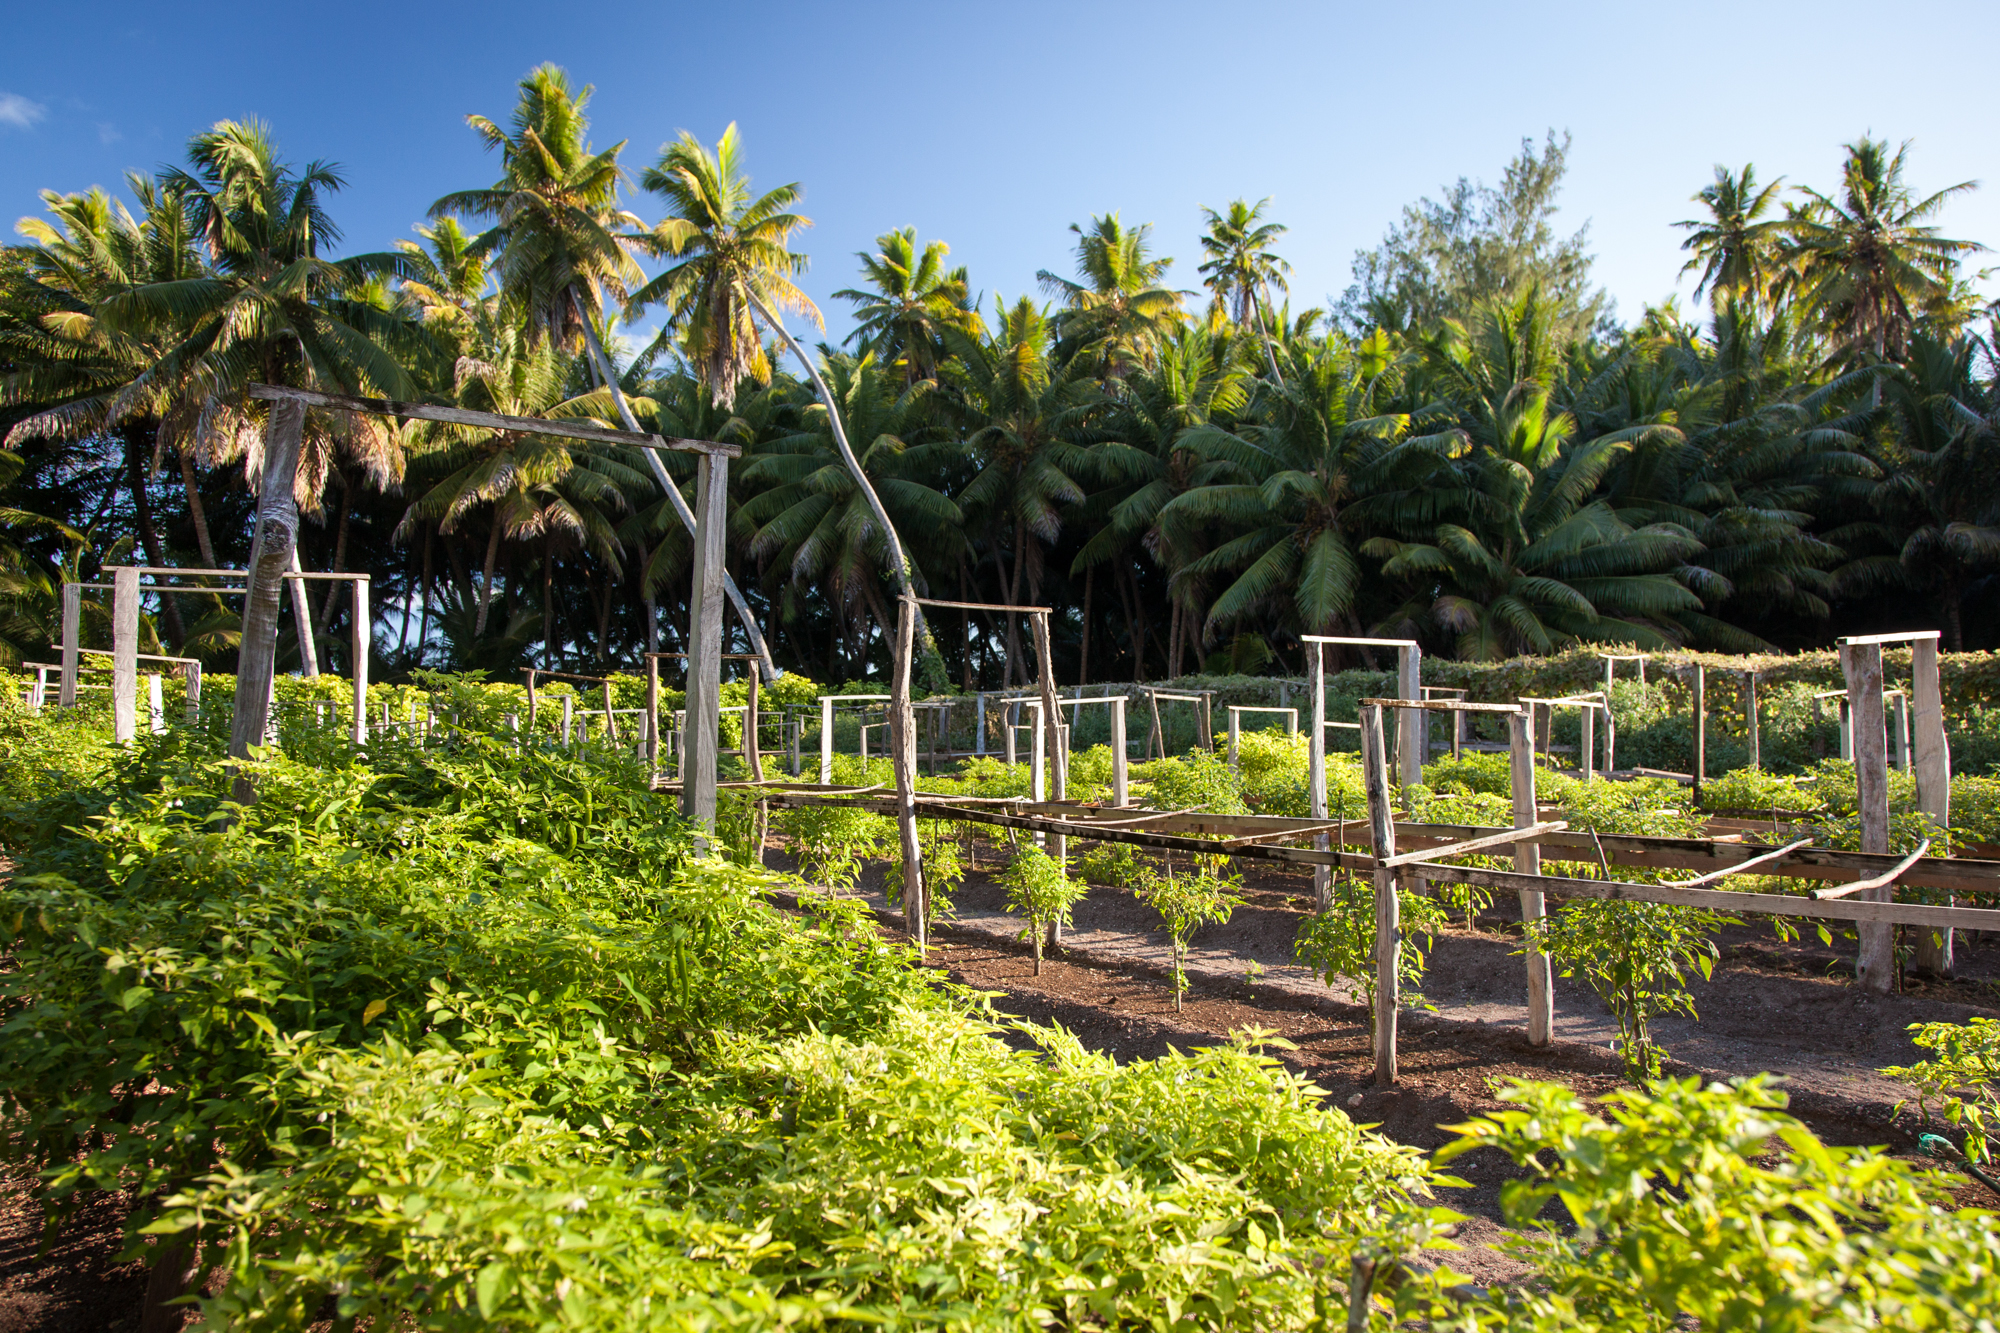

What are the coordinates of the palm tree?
(738, 353, 963, 677)
(1197, 198, 1292, 381)
(834, 228, 977, 385)
(1784, 139, 1984, 375)
(945, 297, 1102, 681)
(1036, 214, 1185, 378)
(1675, 164, 1788, 311)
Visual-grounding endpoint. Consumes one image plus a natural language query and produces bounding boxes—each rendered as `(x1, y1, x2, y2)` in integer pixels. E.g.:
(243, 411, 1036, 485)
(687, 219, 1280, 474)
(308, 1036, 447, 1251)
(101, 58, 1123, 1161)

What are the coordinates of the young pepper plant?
(1133, 862, 1243, 1011)
(1293, 874, 1446, 1021)
(1001, 845, 1087, 974)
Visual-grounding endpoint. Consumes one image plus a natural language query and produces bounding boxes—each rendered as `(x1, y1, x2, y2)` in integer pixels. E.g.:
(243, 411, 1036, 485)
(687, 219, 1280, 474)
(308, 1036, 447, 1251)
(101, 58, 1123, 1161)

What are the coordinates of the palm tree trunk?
(1007, 525, 1027, 688)
(176, 443, 219, 568)
(317, 470, 352, 623)
(596, 570, 614, 664)
(1167, 599, 1183, 679)
(1251, 291, 1285, 387)
(1078, 564, 1094, 687)
(417, 524, 434, 667)
(475, 522, 501, 637)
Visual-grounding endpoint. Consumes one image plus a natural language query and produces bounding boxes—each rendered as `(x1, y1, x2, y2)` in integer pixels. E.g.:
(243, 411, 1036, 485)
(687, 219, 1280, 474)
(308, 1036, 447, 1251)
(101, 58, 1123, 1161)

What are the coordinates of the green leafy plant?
(1882, 1018, 2000, 1167)
(778, 802, 887, 893)
(883, 819, 965, 926)
(1133, 864, 1244, 1010)
(1076, 841, 1149, 887)
(1293, 875, 1447, 1020)
(1532, 901, 1734, 1082)
(1000, 844, 1088, 974)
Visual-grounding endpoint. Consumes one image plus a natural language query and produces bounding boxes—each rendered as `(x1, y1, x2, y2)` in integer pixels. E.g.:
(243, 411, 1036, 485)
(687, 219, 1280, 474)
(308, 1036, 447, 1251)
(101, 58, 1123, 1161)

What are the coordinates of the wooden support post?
(1396, 645, 1423, 789)
(975, 692, 988, 756)
(1534, 701, 1551, 766)
(819, 696, 836, 784)
(146, 672, 165, 735)
(891, 598, 925, 947)
(184, 661, 201, 725)
(1032, 612, 1067, 889)
(349, 578, 369, 745)
(1452, 707, 1464, 762)
(1580, 704, 1595, 780)
(1360, 702, 1400, 1086)
(1309, 641, 1331, 912)
(1911, 638, 1954, 977)
(745, 670, 764, 781)
(644, 659, 660, 770)
(1603, 698, 1616, 772)
(59, 581, 80, 707)
(287, 548, 320, 678)
(1110, 696, 1129, 806)
(1004, 701, 1018, 766)
(1692, 664, 1706, 800)
(1510, 710, 1553, 1045)
(562, 694, 573, 746)
(1744, 671, 1759, 769)
(1843, 643, 1894, 992)
(527, 670, 540, 731)
(229, 396, 307, 795)
(681, 457, 727, 833)
(601, 680, 620, 745)
(111, 566, 139, 743)
(1199, 691, 1214, 753)
(1228, 708, 1241, 769)
(1895, 692, 1912, 772)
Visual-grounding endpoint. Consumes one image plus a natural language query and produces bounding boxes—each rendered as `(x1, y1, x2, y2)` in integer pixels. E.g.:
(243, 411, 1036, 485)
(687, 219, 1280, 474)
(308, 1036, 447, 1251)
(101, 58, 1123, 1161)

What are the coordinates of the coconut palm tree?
(1783, 139, 1984, 376)
(834, 227, 977, 385)
(1037, 214, 1186, 378)
(1197, 198, 1291, 381)
(1675, 164, 1788, 311)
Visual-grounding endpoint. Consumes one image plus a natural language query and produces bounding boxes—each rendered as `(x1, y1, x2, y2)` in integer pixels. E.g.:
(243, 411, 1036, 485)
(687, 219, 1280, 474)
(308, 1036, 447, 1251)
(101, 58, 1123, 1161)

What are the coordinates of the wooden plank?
(1301, 635, 1419, 647)
(247, 383, 740, 457)
(1840, 630, 1942, 646)
(1811, 841, 1931, 900)
(911, 597, 1052, 614)
(1360, 698, 1525, 714)
(1380, 820, 1569, 869)
(1844, 642, 1894, 990)
(1910, 637, 1954, 977)
(1410, 863, 2000, 931)
(1220, 819, 1359, 850)
(906, 800, 1377, 871)
(1397, 645, 1423, 789)
(58, 580, 79, 707)
(1309, 641, 1331, 912)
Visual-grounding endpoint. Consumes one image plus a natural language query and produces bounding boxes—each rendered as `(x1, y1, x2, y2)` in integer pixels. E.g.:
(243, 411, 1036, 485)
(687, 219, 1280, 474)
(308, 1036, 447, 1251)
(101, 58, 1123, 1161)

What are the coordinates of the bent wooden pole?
(1510, 710, 1553, 1045)
(1843, 642, 1894, 992)
(1361, 703, 1400, 1086)
(891, 597, 926, 948)
(229, 397, 308, 800)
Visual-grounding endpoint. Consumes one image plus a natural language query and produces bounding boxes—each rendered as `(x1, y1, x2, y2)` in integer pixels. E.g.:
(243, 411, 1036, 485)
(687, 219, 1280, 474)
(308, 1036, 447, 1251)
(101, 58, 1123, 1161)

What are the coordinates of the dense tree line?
(4, 66, 1997, 691)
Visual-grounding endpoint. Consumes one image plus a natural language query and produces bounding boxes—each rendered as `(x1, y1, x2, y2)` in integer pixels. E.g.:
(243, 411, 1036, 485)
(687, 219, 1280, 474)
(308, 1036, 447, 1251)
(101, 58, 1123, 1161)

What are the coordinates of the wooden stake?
(1396, 645, 1423, 789)
(601, 680, 620, 745)
(1032, 612, 1067, 877)
(184, 661, 201, 725)
(1110, 695, 1129, 806)
(1510, 710, 1553, 1046)
(1911, 638, 1954, 978)
(891, 597, 925, 947)
(526, 670, 539, 730)
(644, 658, 659, 770)
(229, 396, 307, 797)
(1360, 702, 1400, 1086)
(111, 566, 139, 743)
(1843, 642, 1894, 992)
(1309, 641, 1331, 912)
(1580, 704, 1595, 780)
(349, 577, 369, 745)
(1744, 671, 1759, 769)
(59, 580, 79, 707)
(287, 548, 319, 678)
(1692, 664, 1706, 800)
(681, 453, 728, 835)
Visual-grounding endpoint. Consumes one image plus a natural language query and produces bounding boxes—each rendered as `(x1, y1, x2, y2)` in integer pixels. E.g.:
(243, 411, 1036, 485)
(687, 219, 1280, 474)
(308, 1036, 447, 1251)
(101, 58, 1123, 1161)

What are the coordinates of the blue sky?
(3, 0, 1995, 351)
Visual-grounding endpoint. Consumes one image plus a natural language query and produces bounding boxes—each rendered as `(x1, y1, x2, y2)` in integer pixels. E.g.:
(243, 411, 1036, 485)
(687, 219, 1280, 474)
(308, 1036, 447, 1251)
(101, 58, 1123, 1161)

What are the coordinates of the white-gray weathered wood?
(681, 453, 729, 835)
(1510, 710, 1553, 1046)
(349, 577, 369, 744)
(59, 581, 80, 707)
(1309, 641, 1331, 911)
(1843, 642, 1894, 991)
(1360, 702, 1400, 1085)
(229, 396, 308, 798)
(1910, 637, 1954, 976)
(287, 548, 319, 678)
(1396, 645, 1423, 789)
(111, 566, 139, 743)
(248, 382, 739, 456)
(1110, 696, 1129, 806)
(891, 598, 926, 947)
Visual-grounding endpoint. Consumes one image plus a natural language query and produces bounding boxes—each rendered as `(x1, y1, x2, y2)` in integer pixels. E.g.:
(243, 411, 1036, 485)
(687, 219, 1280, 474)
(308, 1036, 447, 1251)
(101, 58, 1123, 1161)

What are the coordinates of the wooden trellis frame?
(1139, 686, 1215, 759)
(1226, 705, 1296, 769)
(1303, 635, 1421, 911)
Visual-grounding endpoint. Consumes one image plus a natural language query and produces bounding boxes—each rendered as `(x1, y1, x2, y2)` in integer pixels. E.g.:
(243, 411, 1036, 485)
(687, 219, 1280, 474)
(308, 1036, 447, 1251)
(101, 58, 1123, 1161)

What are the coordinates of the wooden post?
(1534, 701, 1551, 765)
(1147, 689, 1165, 760)
(975, 692, 987, 756)
(790, 713, 802, 777)
(1843, 642, 1894, 992)
(184, 661, 201, 725)
(1452, 707, 1464, 762)
(681, 454, 727, 834)
(1228, 707, 1241, 769)
(819, 696, 836, 784)
(1308, 641, 1331, 912)
(1110, 696, 1129, 806)
(349, 578, 369, 745)
(891, 597, 925, 947)
(229, 396, 308, 793)
(1360, 702, 1400, 1086)
(644, 659, 660, 770)
(1396, 644, 1423, 789)
(287, 549, 320, 678)
(111, 566, 139, 743)
(1603, 697, 1616, 772)
(562, 694, 574, 746)
(1744, 671, 1759, 769)
(1691, 664, 1706, 801)
(59, 581, 80, 707)
(527, 670, 540, 731)
(1895, 692, 1912, 772)
(1911, 637, 1954, 977)
(1199, 691, 1214, 752)
(1580, 704, 1595, 780)
(745, 670, 763, 781)
(1032, 612, 1067, 886)
(1510, 710, 1553, 1045)
(146, 672, 165, 735)
(1004, 701, 1018, 766)
(601, 680, 620, 745)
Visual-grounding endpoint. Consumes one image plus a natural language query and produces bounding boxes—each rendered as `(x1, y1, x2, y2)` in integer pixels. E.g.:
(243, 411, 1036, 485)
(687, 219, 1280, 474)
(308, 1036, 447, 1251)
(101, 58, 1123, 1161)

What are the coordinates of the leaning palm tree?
(1197, 198, 1292, 382)
(833, 227, 977, 385)
(1783, 139, 1984, 377)
(1675, 164, 1788, 312)
(1037, 214, 1186, 379)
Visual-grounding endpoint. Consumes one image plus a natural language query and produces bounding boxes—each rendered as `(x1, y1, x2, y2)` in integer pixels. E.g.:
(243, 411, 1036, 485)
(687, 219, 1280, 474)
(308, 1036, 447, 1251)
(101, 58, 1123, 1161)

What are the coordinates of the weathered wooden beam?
(910, 597, 1052, 614)
(891, 597, 926, 948)
(349, 576, 369, 744)
(247, 383, 740, 457)
(1670, 836, 1815, 887)
(1360, 697, 1526, 714)
(1411, 862, 2000, 931)
(1510, 710, 1553, 1046)
(1379, 820, 1569, 869)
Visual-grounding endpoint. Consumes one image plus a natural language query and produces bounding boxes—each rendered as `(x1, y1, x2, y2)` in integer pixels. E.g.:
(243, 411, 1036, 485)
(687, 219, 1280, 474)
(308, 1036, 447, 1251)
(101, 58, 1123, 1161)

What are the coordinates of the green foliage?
(1419, 750, 1514, 797)
(1076, 841, 1149, 888)
(1135, 746, 1247, 814)
(1422, 1077, 1997, 1331)
(1234, 729, 1312, 816)
(1293, 876, 1447, 1019)
(776, 801, 887, 893)
(1700, 765, 1824, 813)
(1532, 902, 1732, 1083)
(1133, 864, 1244, 1010)
(883, 819, 965, 925)
(1000, 845, 1088, 973)
(1882, 1018, 2000, 1166)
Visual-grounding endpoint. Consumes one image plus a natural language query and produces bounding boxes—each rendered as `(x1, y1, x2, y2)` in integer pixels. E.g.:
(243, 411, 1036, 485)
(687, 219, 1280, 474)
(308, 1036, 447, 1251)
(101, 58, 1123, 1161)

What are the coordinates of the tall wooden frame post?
(348, 577, 369, 745)
(1691, 664, 1706, 801)
(1307, 641, 1331, 912)
(1842, 641, 1894, 991)
(1360, 702, 1400, 1085)
(1396, 644, 1423, 788)
(1744, 671, 1760, 769)
(1509, 710, 1553, 1044)
(58, 580, 80, 707)
(891, 597, 926, 947)
(229, 396, 308, 797)
(1110, 696, 1129, 806)
(1910, 635, 1953, 976)
(644, 659, 659, 771)
(681, 452, 728, 836)
(744, 670, 763, 781)
(1032, 611, 1066, 860)
(111, 566, 139, 743)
